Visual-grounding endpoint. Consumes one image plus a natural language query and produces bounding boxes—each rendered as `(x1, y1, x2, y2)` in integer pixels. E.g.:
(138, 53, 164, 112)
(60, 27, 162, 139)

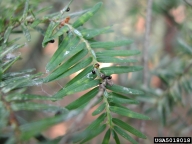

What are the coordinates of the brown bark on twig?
(142, 0, 153, 87)
(139, 0, 153, 143)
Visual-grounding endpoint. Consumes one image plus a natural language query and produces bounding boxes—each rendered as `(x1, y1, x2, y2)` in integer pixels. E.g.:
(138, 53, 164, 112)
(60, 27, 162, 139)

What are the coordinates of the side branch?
(142, 0, 153, 87)
(139, 0, 153, 142)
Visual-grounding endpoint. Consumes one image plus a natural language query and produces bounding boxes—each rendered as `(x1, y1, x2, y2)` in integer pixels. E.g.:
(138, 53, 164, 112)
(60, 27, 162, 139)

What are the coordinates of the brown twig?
(142, 0, 153, 87)
(139, 0, 153, 142)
